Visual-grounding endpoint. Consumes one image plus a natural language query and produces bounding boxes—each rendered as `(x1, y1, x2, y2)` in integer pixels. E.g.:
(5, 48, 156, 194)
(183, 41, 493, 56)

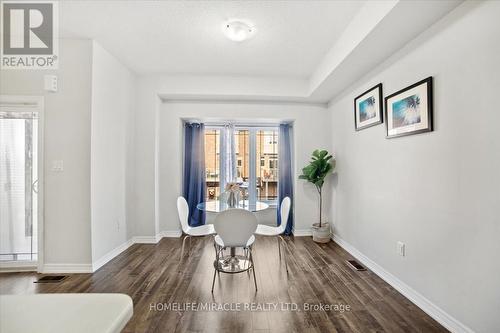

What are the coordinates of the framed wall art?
(354, 83, 383, 131)
(385, 77, 433, 139)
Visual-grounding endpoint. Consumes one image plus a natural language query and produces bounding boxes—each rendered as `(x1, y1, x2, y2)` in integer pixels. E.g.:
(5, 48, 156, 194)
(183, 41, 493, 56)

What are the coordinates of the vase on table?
(227, 191, 238, 208)
(224, 182, 240, 208)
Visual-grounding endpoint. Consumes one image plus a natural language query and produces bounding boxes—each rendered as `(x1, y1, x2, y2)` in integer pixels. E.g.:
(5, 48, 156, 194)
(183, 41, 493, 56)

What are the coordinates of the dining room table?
(196, 199, 269, 213)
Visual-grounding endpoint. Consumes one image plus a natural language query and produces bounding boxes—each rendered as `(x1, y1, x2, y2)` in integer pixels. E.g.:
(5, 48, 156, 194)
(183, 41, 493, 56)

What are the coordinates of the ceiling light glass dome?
(223, 20, 256, 42)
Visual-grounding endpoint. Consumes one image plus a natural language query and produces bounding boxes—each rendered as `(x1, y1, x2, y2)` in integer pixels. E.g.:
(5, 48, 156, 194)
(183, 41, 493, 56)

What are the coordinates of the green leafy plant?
(299, 149, 335, 227)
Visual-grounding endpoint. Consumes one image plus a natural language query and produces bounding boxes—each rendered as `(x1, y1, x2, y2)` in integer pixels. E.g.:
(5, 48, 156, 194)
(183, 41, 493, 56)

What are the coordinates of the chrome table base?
(215, 254, 253, 273)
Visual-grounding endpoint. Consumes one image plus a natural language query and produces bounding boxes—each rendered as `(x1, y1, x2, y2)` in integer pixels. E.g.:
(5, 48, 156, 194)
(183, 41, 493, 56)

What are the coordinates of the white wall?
(133, 79, 161, 237)
(90, 42, 135, 264)
(328, 2, 500, 332)
(133, 74, 333, 238)
(132, 75, 319, 239)
(0, 39, 93, 267)
(158, 101, 332, 234)
(0, 39, 137, 271)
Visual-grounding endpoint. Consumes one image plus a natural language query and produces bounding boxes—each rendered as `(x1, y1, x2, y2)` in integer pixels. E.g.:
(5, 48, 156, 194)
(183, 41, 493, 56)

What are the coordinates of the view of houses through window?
(255, 130, 278, 202)
(204, 127, 279, 205)
(204, 129, 220, 201)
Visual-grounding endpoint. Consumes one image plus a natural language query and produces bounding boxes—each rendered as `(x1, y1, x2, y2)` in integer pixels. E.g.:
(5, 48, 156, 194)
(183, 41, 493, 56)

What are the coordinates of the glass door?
(256, 130, 279, 203)
(0, 110, 38, 262)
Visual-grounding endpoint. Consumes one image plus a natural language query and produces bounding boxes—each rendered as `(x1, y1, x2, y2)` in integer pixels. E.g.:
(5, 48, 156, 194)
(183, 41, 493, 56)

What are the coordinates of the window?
(204, 129, 220, 201)
(235, 129, 249, 180)
(269, 159, 277, 169)
(204, 126, 279, 205)
(256, 130, 278, 202)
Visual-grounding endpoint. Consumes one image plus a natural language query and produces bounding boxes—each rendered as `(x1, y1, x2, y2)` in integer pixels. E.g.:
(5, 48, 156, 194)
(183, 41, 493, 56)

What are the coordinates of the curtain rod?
(205, 123, 281, 128)
(184, 120, 292, 128)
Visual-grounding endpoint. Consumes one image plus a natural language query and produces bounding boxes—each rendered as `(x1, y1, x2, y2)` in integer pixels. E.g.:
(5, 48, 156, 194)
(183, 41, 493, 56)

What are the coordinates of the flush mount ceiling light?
(223, 20, 256, 42)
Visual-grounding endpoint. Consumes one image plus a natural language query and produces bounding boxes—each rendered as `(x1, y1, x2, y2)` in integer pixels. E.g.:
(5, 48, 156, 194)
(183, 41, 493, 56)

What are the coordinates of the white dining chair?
(212, 208, 258, 292)
(177, 196, 215, 260)
(255, 197, 291, 272)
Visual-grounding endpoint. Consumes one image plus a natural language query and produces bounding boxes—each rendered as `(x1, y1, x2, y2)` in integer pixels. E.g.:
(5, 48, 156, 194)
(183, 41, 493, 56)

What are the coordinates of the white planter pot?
(312, 222, 331, 243)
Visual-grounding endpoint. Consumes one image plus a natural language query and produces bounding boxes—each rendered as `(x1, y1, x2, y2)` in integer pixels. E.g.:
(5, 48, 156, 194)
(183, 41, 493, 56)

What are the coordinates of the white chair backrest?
(177, 196, 190, 233)
(277, 197, 291, 234)
(214, 209, 257, 247)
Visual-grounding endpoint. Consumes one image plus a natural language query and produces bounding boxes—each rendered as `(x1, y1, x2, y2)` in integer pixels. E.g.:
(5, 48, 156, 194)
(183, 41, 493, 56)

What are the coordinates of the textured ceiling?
(60, 0, 365, 77)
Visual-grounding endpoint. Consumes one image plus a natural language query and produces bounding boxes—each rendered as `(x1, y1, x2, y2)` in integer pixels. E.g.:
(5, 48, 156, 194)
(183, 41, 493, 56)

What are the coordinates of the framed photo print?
(354, 83, 383, 131)
(385, 77, 433, 139)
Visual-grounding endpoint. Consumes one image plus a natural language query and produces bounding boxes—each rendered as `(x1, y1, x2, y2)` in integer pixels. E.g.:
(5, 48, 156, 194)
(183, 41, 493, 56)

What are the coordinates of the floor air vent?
(346, 259, 366, 271)
(35, 275, 67, 283)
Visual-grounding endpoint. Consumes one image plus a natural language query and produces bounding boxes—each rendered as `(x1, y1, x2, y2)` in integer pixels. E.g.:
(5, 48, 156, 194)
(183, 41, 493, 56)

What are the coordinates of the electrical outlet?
(397, 241, 405, 257)
(51, 160, 64, 172)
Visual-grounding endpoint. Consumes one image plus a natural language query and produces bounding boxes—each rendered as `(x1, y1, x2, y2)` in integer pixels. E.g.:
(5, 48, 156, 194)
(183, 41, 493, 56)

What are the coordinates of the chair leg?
(279, 236, 289, 273)
(249, 247, 258, 291)
(180, 235, 190, 260)
(212, 238, 221, 293)
(211, 269, 217, 293)
(245, 248, 251, 272)
(277, 237, 282, 261)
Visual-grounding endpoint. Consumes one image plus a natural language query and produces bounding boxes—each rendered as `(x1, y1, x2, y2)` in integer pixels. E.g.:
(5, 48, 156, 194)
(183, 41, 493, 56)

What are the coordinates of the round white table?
(196, 200, 269, 213)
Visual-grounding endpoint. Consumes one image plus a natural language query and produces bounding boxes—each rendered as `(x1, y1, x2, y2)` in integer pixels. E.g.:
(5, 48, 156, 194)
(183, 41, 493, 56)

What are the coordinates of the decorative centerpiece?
(224, 182, 240, 208)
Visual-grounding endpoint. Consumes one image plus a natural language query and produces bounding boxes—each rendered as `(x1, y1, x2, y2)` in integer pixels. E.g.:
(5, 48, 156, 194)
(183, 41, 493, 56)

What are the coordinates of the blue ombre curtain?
(278, 123, 293, 235)
(183, 123, 206, 227)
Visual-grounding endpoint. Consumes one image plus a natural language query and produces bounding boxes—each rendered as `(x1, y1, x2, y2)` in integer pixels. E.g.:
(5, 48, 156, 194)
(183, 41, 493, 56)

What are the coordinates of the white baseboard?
(92, 239, 134, 272)
(160, 230, 182, 238)
(292, 228, 312, 236)
(133, 230, 181, 242)
(42, 263, 93, 274)
(132, 235, 161, 244)
(0, 261, 37, 273)
(38, 231, 182, 274)
(332, 234, 474, 333)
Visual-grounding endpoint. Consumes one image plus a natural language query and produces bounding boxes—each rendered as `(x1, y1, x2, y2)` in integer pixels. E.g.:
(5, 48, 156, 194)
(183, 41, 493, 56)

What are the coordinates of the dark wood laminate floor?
(0, 236, 447, 333)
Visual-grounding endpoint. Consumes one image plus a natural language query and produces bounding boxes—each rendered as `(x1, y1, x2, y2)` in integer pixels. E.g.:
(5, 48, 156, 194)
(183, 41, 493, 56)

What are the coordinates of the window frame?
(205, 124, 279, 206)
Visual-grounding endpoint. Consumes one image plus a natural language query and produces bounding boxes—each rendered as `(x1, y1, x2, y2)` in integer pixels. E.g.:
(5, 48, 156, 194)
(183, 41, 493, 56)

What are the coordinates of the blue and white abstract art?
(385, 77, 433, 138)
(354, 83, 383, 131)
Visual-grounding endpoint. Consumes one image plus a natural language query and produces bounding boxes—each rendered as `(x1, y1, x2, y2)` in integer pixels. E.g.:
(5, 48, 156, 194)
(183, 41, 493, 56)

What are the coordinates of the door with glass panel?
(204, 126, 279, 206)
(256, 130, 278, 203)
(0, 108, 39, 262)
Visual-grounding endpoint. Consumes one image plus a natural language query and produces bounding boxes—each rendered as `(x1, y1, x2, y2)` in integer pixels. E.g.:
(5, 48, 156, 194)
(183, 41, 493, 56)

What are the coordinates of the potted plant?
(299, 149, 335, 243)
